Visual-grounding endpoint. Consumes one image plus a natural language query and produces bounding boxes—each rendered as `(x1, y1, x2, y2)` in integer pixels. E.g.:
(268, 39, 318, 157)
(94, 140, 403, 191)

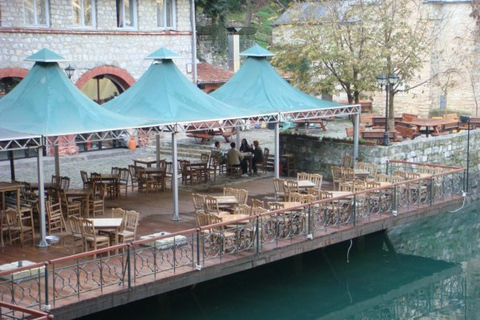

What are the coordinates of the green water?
(80, 200, 480, 320)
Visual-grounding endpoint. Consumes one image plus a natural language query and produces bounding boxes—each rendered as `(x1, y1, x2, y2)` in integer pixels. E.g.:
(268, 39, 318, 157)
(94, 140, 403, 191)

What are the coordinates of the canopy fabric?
(104, 59, 260, 125)
(211, 55, 347, 114)
(0, 127, 40, 141)
(0, 61, 149, 136)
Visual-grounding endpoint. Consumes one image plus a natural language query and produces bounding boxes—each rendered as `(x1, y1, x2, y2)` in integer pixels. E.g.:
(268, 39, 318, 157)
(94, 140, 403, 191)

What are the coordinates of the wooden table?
(281, 154, 296, 177)
(405, 119, 456, 137)
(220, 214, 250, 224)
(212, 195, 238, 210)
(65, 189, 92, 216)
(145, 167, 167, 190)
(0, 181, 21, 211)
(354, 169, 370, 180)
(88, 218, 123, 244)
(297, 180, 315, 190)
(133, 157, 158, 168)
(241, 153, 253, 174)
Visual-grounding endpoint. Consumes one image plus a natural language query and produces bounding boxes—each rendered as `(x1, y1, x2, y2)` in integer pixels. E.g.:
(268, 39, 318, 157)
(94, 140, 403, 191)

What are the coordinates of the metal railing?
(0, 162, 465, 314)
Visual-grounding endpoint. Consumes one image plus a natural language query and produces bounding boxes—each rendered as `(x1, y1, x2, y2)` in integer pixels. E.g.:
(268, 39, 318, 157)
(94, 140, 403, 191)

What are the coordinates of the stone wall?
(0, 0, 194, 81)
(280, 130, 479, 179)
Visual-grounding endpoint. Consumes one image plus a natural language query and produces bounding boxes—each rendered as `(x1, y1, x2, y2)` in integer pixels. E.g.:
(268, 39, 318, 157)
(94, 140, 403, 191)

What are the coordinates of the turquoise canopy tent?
(211, 44, 360, 177)
(104, 47, 271, 220)
(0, 49, 152, 247)
(0, 49, 147, 136)
(104, 47, 268, 125)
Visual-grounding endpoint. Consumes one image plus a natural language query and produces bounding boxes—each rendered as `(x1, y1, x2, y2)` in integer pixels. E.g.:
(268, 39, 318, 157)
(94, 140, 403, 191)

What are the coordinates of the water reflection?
(79, 229, 465, 320)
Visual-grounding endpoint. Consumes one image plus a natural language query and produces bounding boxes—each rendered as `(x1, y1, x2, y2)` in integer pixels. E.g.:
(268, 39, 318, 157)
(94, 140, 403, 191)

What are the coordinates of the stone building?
(0, 0, 195, 103)
(272, 0, 479, 118)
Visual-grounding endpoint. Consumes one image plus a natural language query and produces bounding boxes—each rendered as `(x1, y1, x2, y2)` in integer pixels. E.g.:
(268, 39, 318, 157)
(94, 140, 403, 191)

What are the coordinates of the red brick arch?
(0, 68, 29, 79)
(75, 65, 135, 90)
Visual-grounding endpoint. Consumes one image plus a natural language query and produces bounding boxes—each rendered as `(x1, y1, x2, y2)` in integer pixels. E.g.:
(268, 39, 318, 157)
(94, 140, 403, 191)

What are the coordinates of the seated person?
(251, 140, 264, 174)
(239, 138, 253, 153)
(227, 142, 248, 177)
(211, 141, 226, 164)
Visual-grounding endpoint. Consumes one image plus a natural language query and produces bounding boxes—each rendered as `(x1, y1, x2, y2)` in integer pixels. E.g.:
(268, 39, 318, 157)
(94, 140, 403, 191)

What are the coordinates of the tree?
(273, 0, 434, 129)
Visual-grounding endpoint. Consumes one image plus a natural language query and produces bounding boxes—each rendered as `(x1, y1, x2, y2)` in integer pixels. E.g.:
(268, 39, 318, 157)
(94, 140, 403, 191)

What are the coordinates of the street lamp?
(377, 73, 399, 146)
(460, 115, 471, 192)
(64, 64, 75, 79)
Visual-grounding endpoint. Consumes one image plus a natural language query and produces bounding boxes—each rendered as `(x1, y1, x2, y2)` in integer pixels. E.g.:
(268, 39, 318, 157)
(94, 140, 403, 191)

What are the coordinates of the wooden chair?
(288, 192, 304, 203)
(285, 180, 299, 196)
(115, 210, 139, 244)
(234, 189, 249, 205)
(204, 195, 230, 216)
(80, 170, 91, 189)
(342, 167, 355, 181)
(375, 173, 390, 182)
(5, 208, 34, 245)
(341, 154, 353, 168)
(137, 167, 157, 192)
(128, 165, 139, 191)
(46, 201, 66, 234)
(223, 187, 235, 196)
(196, 212, 210, 227)
(68, 216, 84, 252)
(273, 178, 287, 200)
(309, 174, 323, 189)
(260, 148, 270, 173)
(235, 204, 252, 215)
(251, 199, 264, 209)
(331, 166, 342, 191)
(339, 182, 354, 192)
(116, 168, 130, 197)
(81, 218, 110, 256)
(58, 189, 82, 219)
(89, 183, 106, 217)
(59, 176, 70, 191)
(297, 172, 310, 180)
(390, 175, 404, 183)
(192, 193, 206, 214)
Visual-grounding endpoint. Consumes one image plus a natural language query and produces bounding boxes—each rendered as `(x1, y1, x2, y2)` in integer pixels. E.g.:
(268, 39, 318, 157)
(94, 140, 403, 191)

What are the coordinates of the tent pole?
(172, 127, 180, 220)
(37, 146, 48, 248)
(54, 145, 60, 178)
(156, 133, 161, 167)
(275, 120, 280, 179)
(236, 124, 241, 147)
(353, 112, 360, 165)
(8, 151, 15, 181)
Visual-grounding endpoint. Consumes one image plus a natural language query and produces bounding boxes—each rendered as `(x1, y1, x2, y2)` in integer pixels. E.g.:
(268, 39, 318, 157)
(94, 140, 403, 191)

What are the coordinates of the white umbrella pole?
(172, 129, 180, 220)
(37, 146, 48, 247)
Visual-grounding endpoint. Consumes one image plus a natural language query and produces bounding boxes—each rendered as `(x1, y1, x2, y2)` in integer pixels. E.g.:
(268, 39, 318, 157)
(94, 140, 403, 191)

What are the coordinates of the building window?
(24, 0, 49, 26)
(73, 0, 95, 27)
(156, 0, 176, 29)
(116, 0, 137, 28)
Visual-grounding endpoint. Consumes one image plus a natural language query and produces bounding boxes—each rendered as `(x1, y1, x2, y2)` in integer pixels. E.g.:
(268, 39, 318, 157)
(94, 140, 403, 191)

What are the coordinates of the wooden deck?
(0, 169, 466, 320)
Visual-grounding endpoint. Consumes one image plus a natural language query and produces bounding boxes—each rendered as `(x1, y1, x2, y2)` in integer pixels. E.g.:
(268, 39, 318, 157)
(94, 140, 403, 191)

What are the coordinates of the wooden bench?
(372, 116, 403, 128)
(186, 132, 214, 144)
(360, 114, 373, 127)
(441, 121, 460, 133)
(360, 130, 397, 144)
(345, 125, 366, 138)
(186, 128, 236, 144)
(294, 119, 327, 132)
(396, 126, 419, 140)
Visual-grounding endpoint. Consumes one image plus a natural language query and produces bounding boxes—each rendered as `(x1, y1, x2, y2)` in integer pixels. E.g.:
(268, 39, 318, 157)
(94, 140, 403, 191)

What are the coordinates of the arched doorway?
(80, 74, 125, 104)
(75, 66, 135, 152)
(0, 68, 29, 98)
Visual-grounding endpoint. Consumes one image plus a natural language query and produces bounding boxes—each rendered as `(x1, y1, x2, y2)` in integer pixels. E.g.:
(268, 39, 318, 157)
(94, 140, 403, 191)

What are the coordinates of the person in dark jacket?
(252, 140, 264, 175)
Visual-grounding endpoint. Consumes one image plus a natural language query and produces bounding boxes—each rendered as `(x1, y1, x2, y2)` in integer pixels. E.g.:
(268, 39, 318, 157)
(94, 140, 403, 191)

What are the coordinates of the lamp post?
(377, 73, 399, 146)
(64, 65, 75, 80)
(460, 115, 471, 192)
